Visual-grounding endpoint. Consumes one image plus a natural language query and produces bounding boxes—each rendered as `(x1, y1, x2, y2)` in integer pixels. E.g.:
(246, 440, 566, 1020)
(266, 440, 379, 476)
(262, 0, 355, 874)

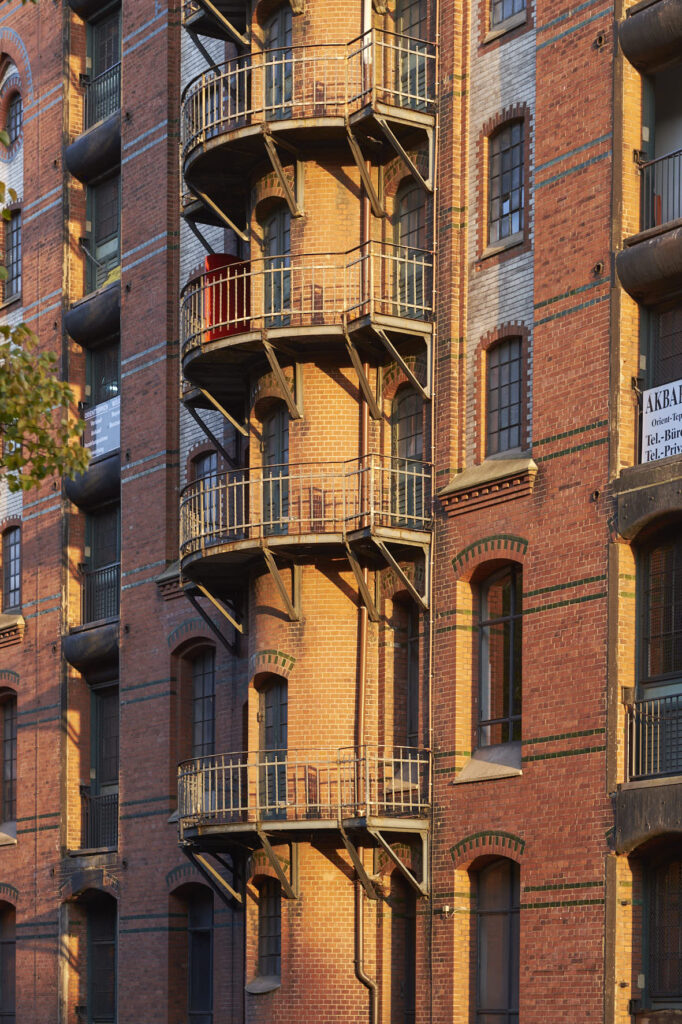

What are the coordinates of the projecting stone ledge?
(437, 455, 537, 517)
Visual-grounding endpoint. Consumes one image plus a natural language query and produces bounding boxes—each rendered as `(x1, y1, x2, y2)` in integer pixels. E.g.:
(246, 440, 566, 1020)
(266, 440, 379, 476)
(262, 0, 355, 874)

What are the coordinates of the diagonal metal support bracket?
(190, 0, 248, 47)
(184, 216, 216, 255)
(184, 586, 237, 654)
(262, 336, 302, 419)
(373, 327, 431, 401)
(288, 0, 305, 11)
(184, 848, 243, 907)
(256, 829, 297, 899)
(262, 547, 300, 621)
(186, 28, 221, 73)
(343, 327, 381, 420)
(346, 125, 386, 219)
(344, 542, 380, 622)
(196, 386, 248, 437)
(195, 581, 244, 633)
(184, 400, 237, 468)
(263, 130, 303, 217)
(373, 539, 429, 611)
(191, 186, 249, 243)
(367, 827, 429, 897)
(339, 824, 378, 899)
(374, 115, 433, 193)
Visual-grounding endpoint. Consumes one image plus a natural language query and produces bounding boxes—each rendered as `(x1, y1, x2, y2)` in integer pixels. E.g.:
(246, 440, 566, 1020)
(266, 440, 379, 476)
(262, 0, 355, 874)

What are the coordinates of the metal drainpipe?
(355, 880, 378, 1024)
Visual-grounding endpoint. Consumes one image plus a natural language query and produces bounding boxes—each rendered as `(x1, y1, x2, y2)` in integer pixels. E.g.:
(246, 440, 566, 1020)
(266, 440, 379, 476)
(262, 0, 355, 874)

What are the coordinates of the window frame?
(2, 211, 21, 304)
(86, 894, 117, 1024)
(0, 902, 15, 1023)
(5, 92, 22, 146)
(85, 175, 121, 294)
(486, 336, 524, 457)
(187, 886, 214, 1023)
(486, 119, 526, 253)
(478, 564, 523, 747)
(475, 858, 520, 1024)
(191, 648, 216, 760)
(1, 528, 20, 613)
(0, 698, 16, 827)
(257, 877, 282, 980)
(638, 530, 682, 692)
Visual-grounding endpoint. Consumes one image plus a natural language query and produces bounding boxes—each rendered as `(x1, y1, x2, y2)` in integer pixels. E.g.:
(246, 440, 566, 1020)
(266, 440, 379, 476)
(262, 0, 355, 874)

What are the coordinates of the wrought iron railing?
(178, 744, 430, 835)
(179, 454, 432, 556)
(180, 242, 433, 355)
(627, 694, 682, 780)
(83, 63, 121, 130)
(640, 148, 682, 232)
(181, 30, 437, 155)
(82, 563, 120, 623)
(81, 787, 118, 849)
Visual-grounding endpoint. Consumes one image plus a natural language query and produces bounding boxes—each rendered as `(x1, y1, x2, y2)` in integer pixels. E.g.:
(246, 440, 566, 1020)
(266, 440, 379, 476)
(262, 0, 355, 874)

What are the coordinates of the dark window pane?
(2, 529, 20, 612)
(89, 898, 116, 1023)
(643, 538, 682, 683)
(2, 701, 16, 823)
(6, 94, 22, 145)
(192, 651, 215, 759)
(188, 889, 213, 1019)
(487, 339, 522, 455)
(477, 860, 520, 1022)
(4, 212, 21, 301)
(258, 879, 281, 977)
(89, 344, 120, 406)
(489, 124, 525, 244)
(479, 567, 522, 746)
(651, 860, 682, 998)
(0, 906, 15, 1021)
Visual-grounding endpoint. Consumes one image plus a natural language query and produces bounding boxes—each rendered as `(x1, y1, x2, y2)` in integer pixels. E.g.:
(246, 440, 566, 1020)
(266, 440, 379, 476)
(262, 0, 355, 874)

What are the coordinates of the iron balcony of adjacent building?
(182, 0, 249, 41)
(179, 453, 432, 587)
(619, 0, 682, 75)
(65, 64, 121, 185)
(81, 562, 121, 625)
(177, 744, 431, 844)
(617, 148, 682, 304)
(626, 693, 682, 783)
(80, 786, 118, 851)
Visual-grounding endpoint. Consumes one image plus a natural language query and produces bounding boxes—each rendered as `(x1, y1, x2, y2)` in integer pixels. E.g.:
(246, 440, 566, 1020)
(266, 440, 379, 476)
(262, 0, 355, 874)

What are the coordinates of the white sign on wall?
(84, 395, 121, 458)
(642, 379, 682, 463)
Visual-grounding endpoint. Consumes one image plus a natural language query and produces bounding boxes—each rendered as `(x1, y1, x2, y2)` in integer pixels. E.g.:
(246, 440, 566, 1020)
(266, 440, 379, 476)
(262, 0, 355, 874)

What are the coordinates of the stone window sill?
(452, 741, 522, 784)
(483, 10, 527, 44)
(480, 231, 525, 262)
(245, 975, 281, 994)
(0, 821, 17, 846)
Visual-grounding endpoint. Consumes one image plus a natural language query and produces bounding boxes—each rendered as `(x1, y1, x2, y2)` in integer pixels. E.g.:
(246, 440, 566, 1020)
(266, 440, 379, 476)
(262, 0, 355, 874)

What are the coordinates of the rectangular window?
(3, 213, 21, 302)
(88, 898, 116, 1024)
(1, 700, 16, 825)
(188, 890, 213, 1024)
(1, 529, 20, 612)
(491, 0, 525, 28)
(489, 122, 524, 246)
(83, 506, 120, 623)
(487, 338, 522, 455)
(192, 650, 215, 759)
(85, 9, 121, 128)
(479, 567, 522, 746)
(258, 879, 281, 978)
(86, 176, 120, 293)
(88, 343, 120, 407)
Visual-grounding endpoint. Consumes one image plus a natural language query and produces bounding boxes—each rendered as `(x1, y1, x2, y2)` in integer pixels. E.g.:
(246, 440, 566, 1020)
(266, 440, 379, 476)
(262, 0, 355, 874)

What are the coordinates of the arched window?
(0, 902, 15, 1023)
(259, 678, 287, 819)
(5, 93, 21, 145)
(478, 566, 522, 746)
(263, 205, 291, 327)
(264, 6, 293, 119)
(488, 122, 525, 246)
(475, 858, 520, 1024)
(395, 183, 427, 319)
(486, 337, 523, 456)
(391, 389, 425, 526)
(262, 404, 289, 535)
(257, 877, 281, 979)
(1, 528, 20, 613)
(0, 695, 16, 826)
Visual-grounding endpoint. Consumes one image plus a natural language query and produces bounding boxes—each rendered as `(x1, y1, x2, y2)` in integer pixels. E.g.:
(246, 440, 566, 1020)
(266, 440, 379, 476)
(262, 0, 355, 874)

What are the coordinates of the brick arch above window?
(0, 884, 17, 906)
(450, 829, 526, 870)
(451, 533, 529, 580)
(167, 617, 215, 651)
(0, 71, 22, 160)
(249, 648, 296, 682)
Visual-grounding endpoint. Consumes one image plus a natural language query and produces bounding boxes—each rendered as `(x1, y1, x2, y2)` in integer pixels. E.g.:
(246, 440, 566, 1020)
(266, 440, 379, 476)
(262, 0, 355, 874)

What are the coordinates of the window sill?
(245, 976, 281, 995)
(452, 741, 522, 784)
(68, 615, 119, 635)
(438, 455, 537, 517)
(480, 231, 525, 262)
(483, 10, 527, 44)
(0, 821, 17, 846)
(0, 612, 25, 649)
(0, 292, 21, 311)
(67, 845, 117, 857)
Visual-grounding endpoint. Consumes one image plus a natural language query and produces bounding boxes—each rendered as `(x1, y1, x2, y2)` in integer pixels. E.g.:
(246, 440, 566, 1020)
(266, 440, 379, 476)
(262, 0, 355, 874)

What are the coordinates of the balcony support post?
(372, 326, 431, 401)
(183, 848, 244, 907)
(345, 542, 380, 622)
(191, 186, 249, 243)
(367, 827, 429, 897)
(373, 538, 429, 611)
(196, 386, 248, 436)
(256, 828, 298, 899)
(374, 115, 434, 193)
(344, 326, 381, 420)
(184, 587, 238, 654)
(188, 0, 249, 48)
(262, 130, 303, 217)
(262, 336, 303, 419)
(262, 547, 301, 621)
(345, 125, 386, 219)
(339, 824, 379, 900)
(184, 400, 238, 468)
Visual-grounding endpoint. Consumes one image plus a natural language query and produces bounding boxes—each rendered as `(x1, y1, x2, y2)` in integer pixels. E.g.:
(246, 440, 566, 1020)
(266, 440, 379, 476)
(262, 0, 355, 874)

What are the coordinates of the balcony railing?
(181, 30, 436, 155)
(180, 454, 432, 557)
(627, 694, 682, 781)
(81, 787, 118, 849)
(83, 63, 121, 130)
(178, 745, 431, 835)
(180, 242, 434, 355)
(82, 562, 120, 623)
(640, 148, 682, 232)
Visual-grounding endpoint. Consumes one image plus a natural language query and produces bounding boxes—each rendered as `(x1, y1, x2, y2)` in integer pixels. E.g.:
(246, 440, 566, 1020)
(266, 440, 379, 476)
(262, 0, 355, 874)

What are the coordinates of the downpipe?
(355, 880, 378, 1024)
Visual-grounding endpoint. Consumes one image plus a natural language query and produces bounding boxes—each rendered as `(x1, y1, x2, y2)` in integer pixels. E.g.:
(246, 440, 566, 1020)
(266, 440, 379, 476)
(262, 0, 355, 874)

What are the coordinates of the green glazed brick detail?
(451, 830, 525, 862)
(523, 591, 606, 616)
(166, 617, 208, 649)
(0, 670, 18, 686)
(523, 880, 603, 892)
(534, 419, 608, 448)
(453, 535, 529, 573)
(0, 884, 18, 902)
(521, 897, 605, 909)
(522, 744, 606, 762)
(523, 727, 605, 746)
(523, 574, 606, 598)
(250, 649, 297, 678)
(534, 436, 608, 463)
